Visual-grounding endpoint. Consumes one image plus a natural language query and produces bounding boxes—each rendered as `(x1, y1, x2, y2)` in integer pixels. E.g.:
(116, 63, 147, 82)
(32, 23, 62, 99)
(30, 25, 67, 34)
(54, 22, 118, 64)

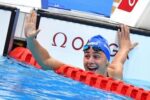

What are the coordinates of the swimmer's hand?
(118, 25, 138, 52)
(24, 10, 40, 39)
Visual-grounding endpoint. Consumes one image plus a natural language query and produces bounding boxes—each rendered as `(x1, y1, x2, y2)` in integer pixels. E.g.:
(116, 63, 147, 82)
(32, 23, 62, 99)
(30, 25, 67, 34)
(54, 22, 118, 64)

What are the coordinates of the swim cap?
(83, 35, 110, 61)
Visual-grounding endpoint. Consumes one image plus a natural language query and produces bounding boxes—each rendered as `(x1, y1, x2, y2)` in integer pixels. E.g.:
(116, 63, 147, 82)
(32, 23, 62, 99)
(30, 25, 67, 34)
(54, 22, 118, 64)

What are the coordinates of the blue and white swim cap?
(83, 35, 110, 61)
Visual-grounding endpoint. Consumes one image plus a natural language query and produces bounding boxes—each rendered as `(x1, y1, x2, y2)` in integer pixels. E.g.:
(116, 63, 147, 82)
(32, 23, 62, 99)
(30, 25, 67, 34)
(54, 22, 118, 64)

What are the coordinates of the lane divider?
(9, 47, 41, 69)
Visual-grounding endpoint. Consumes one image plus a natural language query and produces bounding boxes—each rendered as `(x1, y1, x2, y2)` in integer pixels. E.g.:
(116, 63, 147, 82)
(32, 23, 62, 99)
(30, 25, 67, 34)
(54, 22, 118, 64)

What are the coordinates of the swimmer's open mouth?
(87, 67, 98, 72)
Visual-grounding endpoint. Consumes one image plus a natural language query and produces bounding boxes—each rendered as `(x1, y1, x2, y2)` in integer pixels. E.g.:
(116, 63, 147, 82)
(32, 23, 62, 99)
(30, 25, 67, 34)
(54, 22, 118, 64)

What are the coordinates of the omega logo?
(51, 32, 129, 59)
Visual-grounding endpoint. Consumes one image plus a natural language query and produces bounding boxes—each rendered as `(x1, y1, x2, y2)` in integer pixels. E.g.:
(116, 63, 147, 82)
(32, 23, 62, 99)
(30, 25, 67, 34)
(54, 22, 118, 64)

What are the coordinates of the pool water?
(0, 56, 132, 100)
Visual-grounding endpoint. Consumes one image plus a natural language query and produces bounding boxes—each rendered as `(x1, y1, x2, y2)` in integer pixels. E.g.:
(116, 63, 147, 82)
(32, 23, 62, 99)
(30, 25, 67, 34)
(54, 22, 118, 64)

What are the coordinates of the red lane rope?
(9, 47, 41, 69)
(9, 47, 150, 100)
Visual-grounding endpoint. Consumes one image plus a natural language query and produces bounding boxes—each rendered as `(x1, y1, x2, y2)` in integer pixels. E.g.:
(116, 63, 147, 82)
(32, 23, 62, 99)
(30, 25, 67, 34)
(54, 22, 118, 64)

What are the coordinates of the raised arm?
(25, 10, 64, 70)
(107, 25, 138, 80)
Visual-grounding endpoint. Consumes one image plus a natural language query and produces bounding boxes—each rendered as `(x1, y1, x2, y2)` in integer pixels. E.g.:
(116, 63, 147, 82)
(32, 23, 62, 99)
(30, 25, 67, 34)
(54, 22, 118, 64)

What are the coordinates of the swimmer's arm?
(108, 49, 129, 80)
(107, 25, 137, 80)
(25, 10, 64, 70)
(27, 37, 64, 70)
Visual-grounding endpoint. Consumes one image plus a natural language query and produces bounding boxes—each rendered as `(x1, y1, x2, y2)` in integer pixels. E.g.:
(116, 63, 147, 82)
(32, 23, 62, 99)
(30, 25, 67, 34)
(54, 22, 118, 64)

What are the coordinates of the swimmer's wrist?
(26, 36, 36, 40)
(119, 48, 130, 53)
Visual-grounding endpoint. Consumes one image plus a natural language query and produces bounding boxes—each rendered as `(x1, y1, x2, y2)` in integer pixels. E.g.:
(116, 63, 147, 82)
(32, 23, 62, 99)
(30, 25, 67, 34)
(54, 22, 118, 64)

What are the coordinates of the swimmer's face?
(83, 47, 108, 75)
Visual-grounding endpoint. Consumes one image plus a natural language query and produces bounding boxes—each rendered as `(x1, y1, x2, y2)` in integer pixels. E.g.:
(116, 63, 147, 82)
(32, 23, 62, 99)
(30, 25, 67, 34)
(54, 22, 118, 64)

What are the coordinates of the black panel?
(0, 4, 19, 56)
(37, 9, 150, 37)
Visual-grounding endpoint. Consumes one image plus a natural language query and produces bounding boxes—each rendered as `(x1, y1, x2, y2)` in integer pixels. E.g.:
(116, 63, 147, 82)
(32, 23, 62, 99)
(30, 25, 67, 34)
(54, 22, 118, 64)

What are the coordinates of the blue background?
(41, 0, 113, 17)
